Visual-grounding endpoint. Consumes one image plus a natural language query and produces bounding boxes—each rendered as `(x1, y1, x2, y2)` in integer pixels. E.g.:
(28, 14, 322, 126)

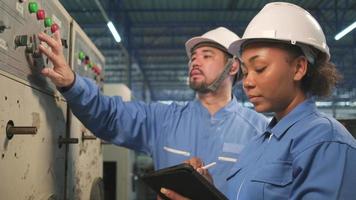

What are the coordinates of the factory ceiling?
(59, 0, 356, 104)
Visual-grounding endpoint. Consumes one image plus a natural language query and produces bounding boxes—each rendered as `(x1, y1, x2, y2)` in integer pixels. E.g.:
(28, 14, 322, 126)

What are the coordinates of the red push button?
(36, 9, 45, 20)
(93, 65, 102, 75)
(51, 23, 59, 33)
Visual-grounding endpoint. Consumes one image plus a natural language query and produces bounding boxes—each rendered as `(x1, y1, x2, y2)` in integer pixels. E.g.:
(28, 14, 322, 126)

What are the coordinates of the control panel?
(0, 1, 70, 199)
(70, 20, 105, 89)
(0, 0, 70, 95)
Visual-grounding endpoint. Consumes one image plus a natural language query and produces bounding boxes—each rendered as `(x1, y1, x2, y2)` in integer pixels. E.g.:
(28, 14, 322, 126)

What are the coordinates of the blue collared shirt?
(62, 74, 268, 194)
(226, 99, 356, 199)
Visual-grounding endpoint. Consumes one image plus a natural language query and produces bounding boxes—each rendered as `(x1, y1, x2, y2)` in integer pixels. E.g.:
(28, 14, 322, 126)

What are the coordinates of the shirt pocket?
(251, 161, 293, 199)
(158, 145, 191, 168)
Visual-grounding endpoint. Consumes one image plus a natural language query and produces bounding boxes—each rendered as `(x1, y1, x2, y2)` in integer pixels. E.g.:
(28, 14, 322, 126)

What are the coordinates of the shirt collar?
(193, 95, 240, 118)
(266, 98, 317, 139)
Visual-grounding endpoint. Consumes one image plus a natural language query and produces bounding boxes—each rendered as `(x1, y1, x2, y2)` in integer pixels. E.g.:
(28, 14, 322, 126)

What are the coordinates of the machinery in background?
(338, 119, 356, 139)
(0, 0, 71, 199)
(66, 20, 105, 200)
(102, 84, 136, 200)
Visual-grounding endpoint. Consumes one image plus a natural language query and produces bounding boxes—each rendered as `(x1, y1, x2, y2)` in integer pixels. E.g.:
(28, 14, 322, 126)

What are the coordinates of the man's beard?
(189, 79, 211, 93)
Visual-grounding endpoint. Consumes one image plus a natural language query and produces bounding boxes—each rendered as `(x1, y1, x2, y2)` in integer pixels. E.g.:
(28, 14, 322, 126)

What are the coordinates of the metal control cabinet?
(0, 72, 67, 200)
(66, 20, 105, 200)
(0, 0, 71, 199)
(0, 1, 105, 199)
(0, 0, 71, 95)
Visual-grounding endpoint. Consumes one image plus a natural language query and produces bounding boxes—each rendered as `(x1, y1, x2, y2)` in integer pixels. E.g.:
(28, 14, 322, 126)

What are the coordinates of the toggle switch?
(36, 9, 45, 20)
(15, 34, 41, 56)
(61, 38, 68, 49)
(28, 2, 38, 13)
(25, 34, 40, 55)
(0, 21, 11, 33)
(14, 35, 28, 48)
(83, 56, 90, 65)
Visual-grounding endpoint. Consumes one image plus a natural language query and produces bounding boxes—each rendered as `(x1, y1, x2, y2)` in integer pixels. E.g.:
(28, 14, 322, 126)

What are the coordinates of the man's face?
(188, 46, 227, 93)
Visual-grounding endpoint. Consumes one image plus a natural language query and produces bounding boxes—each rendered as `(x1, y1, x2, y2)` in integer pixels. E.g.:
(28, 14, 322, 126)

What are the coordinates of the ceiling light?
(334, 21, 356, 40)
(107, 21, 121, 43)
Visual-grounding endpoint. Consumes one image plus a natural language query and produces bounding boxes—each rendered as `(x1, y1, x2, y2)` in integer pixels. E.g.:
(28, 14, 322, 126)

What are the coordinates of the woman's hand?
(184, 157, 213, 184)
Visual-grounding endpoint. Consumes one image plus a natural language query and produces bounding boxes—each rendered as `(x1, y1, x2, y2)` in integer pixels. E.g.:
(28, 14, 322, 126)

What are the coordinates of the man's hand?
(38, 31, 74, 87)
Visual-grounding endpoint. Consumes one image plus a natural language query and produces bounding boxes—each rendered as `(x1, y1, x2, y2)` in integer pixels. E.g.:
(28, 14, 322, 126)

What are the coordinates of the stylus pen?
(201, 162, 217, 170)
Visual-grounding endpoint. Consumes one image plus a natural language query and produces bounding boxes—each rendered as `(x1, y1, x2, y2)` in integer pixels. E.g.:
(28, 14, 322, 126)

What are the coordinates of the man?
(38, 27, 267, 194)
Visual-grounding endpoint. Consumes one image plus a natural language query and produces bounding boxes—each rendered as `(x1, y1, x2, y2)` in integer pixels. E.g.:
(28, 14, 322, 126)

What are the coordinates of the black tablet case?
(141, 163, 228, 200)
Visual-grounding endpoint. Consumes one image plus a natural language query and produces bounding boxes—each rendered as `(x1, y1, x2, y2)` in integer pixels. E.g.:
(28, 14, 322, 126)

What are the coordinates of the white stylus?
(201, 162, 217, 170)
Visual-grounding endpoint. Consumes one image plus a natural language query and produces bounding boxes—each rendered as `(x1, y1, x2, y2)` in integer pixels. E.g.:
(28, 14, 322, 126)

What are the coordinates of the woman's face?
(240, 43, 307, 119)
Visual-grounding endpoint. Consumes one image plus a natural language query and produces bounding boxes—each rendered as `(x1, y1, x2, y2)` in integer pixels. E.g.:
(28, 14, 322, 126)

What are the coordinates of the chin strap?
(206, 56, 235, 92)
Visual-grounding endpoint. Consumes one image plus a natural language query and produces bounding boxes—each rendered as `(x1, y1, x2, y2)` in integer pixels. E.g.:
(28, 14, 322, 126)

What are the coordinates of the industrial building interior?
(59, 0, 356, 103)
(0, 0, 355, 200)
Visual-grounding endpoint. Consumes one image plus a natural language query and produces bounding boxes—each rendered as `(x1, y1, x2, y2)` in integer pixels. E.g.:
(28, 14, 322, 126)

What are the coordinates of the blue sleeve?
(291, 142, 356, 199)
(62, 74, 171, 155)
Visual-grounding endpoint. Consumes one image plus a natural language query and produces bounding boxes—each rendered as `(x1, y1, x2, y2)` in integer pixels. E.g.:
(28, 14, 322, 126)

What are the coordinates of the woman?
(162, 2, 356, 200)
(225, 2, 356, 199)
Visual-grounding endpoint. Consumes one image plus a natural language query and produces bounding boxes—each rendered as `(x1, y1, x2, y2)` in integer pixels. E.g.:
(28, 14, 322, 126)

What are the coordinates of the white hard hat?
(185, 27, 240, 58)
(229, 2, 330, 61)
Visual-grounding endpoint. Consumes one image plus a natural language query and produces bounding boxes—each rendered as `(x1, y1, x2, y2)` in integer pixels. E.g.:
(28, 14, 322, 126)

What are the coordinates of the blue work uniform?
(226, 99, 356, 199)
(61, 74, 268, 194)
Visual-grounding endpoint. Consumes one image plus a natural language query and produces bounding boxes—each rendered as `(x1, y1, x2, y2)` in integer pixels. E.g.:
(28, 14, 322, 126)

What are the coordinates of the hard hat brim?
(185, 37, 221, 58)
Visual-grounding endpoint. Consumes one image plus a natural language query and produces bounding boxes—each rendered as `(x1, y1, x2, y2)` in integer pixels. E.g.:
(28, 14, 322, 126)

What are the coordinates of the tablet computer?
(140, 163, 228, 200)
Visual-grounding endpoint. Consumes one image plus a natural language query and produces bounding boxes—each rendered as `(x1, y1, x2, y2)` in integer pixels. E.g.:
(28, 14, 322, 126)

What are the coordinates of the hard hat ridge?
(185, 27, 240, 58)
(229, 2, 330, 61)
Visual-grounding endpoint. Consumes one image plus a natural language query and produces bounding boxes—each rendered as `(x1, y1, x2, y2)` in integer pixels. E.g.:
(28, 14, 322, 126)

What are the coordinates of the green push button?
(78, 51, 85, 60)
(88, 62, 94, 68)
(44, 17, 53, 27)
(28, 2, 39, 13)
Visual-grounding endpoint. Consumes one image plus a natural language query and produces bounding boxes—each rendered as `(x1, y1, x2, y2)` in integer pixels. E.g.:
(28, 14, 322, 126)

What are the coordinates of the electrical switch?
(0, 21, 10, 33)
(28, 2, 38, 13)
(51, 23, 59, 33)
(93, 65, 102, 75)
(14, 35, 28, 48)
(44, 17, 53, 27)
(88, 62, 94, 68)
(78, 51, 85, 60)
(83, 56, 90, 65)
(36, 9, 45, 20)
